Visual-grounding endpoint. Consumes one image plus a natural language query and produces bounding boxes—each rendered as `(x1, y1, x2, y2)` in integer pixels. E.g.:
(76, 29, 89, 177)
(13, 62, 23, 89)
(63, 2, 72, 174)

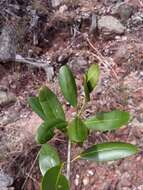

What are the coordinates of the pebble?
(87, 170, 94, 176)
(0, 90, 16, 107)
(59, 5, 68, 13)
(74, 174, 80, 186)
(98, 16, 125, 39)
(112, 2, 135, 22)
(0, 25, 16, 62)
(0, 171, 13, 188)
(137, 185, 143, 190)
(74, 178, 79, 186)
(83, 177, 89, 186)
(51, 0, 63, 7)
(76, 174, 80, 178)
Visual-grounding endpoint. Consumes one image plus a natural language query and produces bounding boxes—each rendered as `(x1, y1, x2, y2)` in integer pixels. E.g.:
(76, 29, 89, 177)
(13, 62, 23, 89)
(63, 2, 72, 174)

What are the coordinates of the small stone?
(98, 16, 125, 39)
(116, 170, 121, 177)
(112, 3, 135, 22)
(0, 171, 13, 187)
(76, 174, 80, 178)
(122, 36, 127, 41)
(59, 5, 68, 13)
(115, 36, 121, 40)
(87, 170, 94, 176)
(137, 185, 143, 190)
(0, 25, 16, 62)
(51, 0, 63, 7)
(0, 91, 16, 107)
(0, 112, 19, 126)
(83, 177, 89, 186)
(74, 178, 79, 186)
(74, 174, 80, 186)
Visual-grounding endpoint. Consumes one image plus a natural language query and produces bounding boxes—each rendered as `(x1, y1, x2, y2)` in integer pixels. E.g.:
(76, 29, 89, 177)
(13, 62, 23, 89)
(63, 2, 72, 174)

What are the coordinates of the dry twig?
(86, 37, 119, 80)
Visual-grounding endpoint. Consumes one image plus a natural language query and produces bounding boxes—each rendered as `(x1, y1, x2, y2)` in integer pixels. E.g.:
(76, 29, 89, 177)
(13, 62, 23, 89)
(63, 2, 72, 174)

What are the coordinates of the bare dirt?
(0, 0, 143, 190)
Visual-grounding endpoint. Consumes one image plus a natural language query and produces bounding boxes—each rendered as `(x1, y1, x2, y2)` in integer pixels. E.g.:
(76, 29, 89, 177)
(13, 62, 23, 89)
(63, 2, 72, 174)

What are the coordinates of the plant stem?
(78, 97, 86, 117)
(66, 139, 71, 180)
(71, 155, 80, 162)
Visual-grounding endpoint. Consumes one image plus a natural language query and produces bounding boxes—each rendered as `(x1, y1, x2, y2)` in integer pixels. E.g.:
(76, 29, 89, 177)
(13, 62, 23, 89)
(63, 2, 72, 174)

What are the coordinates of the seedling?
(29, 64, 138, 190)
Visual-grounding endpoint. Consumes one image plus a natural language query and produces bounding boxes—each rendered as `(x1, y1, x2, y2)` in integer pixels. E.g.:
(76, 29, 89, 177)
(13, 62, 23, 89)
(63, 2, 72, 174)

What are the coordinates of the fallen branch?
(15, 54, 54, 81)
(66, 140, 71, 180)
(15, 54, 49, 68)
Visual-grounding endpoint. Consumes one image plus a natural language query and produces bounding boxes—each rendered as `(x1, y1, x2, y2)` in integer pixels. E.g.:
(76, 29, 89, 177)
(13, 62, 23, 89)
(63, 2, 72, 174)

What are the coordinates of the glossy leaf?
(36, 123, 54, 144)
(87, 64, 100, 93)
(85, 110, 130, 131)
(29, 97, 46, 120)
(59, 65, 77, 107)
(68, 117, 88, 143)
(55, 121, 68, 130)
(39, 144, 60, 176)
(39, 86, 65, 120)
(83, 74, 90, 102)
(41, 164, 69, 190)
(36, 119, 67, 144)
(80, 142, 138, 162)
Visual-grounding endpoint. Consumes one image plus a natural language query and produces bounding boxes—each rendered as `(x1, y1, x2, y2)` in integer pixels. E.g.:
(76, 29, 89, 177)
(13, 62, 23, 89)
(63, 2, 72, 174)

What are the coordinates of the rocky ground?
(0, 0, 143, 189)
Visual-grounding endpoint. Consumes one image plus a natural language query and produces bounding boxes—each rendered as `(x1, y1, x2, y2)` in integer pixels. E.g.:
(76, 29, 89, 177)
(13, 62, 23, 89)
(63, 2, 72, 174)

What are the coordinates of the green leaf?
(68, 117, 88, 143)
(83, 74, 90, 102)
(87, 64, 100, 93)
(36, 123, 54, 144)
(55, 121, 68, 130)
(39, 86, 65, 120)
(39, 144, 60, 176)
(85, 110, 130, 131)
(36, 119, 67, 144)
(41, 164, 69, 190)
(59, 65, 77, 107)
(28, 97, 46, 120)
(80, 142, 138, 162)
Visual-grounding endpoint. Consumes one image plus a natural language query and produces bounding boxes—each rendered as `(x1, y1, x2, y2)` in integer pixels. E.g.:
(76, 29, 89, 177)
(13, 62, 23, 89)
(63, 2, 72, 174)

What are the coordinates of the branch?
(77, 97, 86, 117)
(66, 139, 71, 180)
(15, 54, 49, 68)
(15, 54, 54, 81)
